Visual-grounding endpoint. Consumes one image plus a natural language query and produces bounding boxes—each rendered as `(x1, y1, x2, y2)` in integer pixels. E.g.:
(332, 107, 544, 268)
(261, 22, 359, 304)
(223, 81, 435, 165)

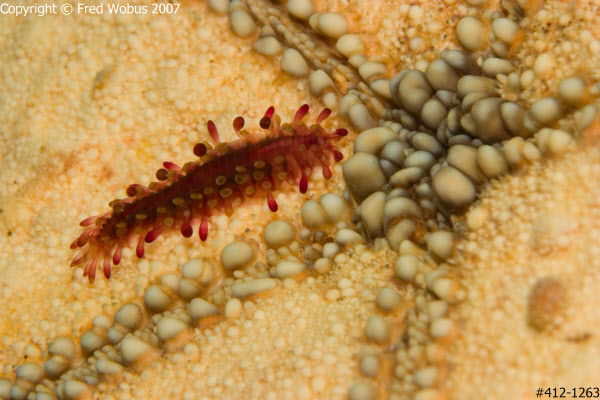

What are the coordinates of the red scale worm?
(70, 104, 348, 281)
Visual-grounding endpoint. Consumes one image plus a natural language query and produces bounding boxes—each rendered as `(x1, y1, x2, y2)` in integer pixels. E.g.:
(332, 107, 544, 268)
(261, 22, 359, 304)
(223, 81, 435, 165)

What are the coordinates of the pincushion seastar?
(0, 0, 599, 399)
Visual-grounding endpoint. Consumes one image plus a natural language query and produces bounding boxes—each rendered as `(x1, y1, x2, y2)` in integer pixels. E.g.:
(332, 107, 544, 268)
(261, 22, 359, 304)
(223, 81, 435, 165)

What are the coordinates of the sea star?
(0, 0, 598, 399)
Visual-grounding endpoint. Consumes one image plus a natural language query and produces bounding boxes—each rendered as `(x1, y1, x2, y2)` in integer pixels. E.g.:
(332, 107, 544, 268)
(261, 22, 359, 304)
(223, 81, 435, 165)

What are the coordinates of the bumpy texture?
(0, 0, 599, 399)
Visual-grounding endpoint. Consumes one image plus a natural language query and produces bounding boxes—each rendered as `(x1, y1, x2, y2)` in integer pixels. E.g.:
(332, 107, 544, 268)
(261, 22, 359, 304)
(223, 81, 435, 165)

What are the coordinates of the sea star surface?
(0, 0, 598, 399)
